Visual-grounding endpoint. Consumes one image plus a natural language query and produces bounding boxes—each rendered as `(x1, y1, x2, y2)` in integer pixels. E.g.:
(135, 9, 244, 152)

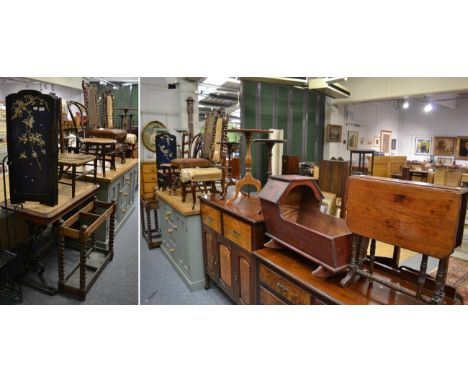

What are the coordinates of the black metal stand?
(0, 156, 22, 304)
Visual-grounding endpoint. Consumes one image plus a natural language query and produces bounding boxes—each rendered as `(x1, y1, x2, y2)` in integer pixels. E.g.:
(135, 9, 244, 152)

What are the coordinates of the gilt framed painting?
(433, 137, 455, 156)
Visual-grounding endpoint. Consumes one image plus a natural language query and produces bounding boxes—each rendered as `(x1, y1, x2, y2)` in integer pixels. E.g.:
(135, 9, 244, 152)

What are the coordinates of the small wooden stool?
(80, 138, 117, 177)
(58, 153, 97, 198)
(140, 196, 162, 249)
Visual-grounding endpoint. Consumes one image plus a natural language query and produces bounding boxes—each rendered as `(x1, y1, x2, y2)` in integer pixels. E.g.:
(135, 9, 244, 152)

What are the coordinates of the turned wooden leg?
(340, 234, 360, 287)
(71, 164, 76, 198)
(93, 158, 97, 183)
(211, 181, 216, 195)
(181, 182, 187, 202)
(145, 203, 151, 237)
(191, 182, 197, 210)
(368, 239, 376, 286)
(416, 255, 428, 301)
(432, 258, 448, 304)
(204, 275, 211, 290)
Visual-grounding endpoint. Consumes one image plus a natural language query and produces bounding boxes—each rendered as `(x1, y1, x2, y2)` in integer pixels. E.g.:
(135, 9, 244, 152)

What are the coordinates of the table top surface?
(1, 175, 99, 225)
(156, 190, 200, 216)
(200, 191, 265, 224)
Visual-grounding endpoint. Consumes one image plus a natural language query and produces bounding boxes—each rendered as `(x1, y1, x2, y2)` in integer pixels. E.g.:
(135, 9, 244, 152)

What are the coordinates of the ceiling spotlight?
(99, 80, 107, 85)
(113, 85, 118, 90)
(402, 100, 409, 109)
(424, 103, 433, 112)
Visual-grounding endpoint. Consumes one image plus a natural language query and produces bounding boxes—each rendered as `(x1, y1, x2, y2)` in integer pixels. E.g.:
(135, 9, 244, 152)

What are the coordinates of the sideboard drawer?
(259, 286, 286, 305)
(223, 214, 251, 252)
(142, 164, 157, 174)
(143, 173, 157, 183)
(259, 264, 310, 305)
(201, 203, 221, 233)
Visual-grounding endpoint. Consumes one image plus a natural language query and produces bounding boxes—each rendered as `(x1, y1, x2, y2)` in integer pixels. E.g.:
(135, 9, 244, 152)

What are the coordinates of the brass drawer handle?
(164, 217, 169, 221)
(123, 192, 128, 197)
(165, 211, 171, 216)
(231, 229, 241, 237)
(168, 228, 173, 233)
(169, 248, 175, 253)
(276, 281, 289, 293)
(122, 209, 127, 214)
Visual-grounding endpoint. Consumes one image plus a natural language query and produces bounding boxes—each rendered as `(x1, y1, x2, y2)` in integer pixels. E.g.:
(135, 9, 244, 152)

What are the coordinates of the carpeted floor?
(429, 257, 468, 305)
(20, 207, 139, 305)
(140, 236, 231, 305)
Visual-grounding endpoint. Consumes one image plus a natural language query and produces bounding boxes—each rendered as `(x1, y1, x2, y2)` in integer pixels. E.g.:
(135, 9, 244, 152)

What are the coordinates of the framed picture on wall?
(433, 137, 456, 156)
(380, 130, 392, 155)
(374, 136, 380, 147)
(415, 137, 432, 155)
(326, 124, 342, 143)
(347, 130, 359, 150)
(391, 138, 397, 150)
(456, 136, 468, 159)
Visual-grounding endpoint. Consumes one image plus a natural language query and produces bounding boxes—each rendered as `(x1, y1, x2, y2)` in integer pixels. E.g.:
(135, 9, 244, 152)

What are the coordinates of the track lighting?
(424, 103, 433, 112)
(402, 100, 409, 109)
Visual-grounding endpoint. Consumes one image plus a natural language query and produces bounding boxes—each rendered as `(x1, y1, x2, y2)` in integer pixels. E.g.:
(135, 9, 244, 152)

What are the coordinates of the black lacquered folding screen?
(6, 90, 60, 206)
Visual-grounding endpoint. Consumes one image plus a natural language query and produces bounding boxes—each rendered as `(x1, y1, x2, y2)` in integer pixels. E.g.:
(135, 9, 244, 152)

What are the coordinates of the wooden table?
(1, 176, 99, 294)
(254, 247, 461, 304)
(225, 129, 271, 205)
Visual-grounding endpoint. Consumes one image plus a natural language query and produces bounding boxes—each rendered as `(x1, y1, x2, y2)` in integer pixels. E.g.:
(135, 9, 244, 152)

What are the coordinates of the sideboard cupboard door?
(235, 251, 252, 305)
(218, 242, 234, 298)
(203, 229, 216, 280)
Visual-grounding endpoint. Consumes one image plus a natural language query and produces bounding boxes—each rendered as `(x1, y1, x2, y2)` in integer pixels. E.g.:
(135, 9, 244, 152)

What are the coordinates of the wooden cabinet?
(318, 160, 349, 199)
(254, 247, 461, 305)
(200, 194, 266, 304)
(368, 156, 407, 177)
(88, 159, 138, 250)
(158, 191, 205, 291)
(141, 160, 158, 199)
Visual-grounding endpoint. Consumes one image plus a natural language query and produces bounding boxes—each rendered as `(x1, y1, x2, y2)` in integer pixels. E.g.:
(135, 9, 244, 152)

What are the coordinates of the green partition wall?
(240, 80, 325, 185)
(96, 83, 139, 128)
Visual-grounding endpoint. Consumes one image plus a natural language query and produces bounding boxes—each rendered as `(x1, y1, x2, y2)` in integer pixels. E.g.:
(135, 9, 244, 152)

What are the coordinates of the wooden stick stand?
(140, 196, 162, 249)
(58, 198, 116, 301)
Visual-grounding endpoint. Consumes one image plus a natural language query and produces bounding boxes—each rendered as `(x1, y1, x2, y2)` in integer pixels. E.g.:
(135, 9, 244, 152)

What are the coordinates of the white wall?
(324, 97, 468, 164)
(324, 99, 400, 160)
(140, 77, 199, 160)
(0, 77, 83, 104)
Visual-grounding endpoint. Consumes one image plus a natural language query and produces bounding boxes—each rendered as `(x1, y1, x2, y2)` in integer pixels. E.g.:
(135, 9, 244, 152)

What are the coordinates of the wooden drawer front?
(223, 214, 251, 252)
(311, 294, 335, 305)
(143, 173, 157, 183)
(259, 286, 286, 305)
(201, 203, 221, 233)
(142, 164, 157, 174)
(143, 183, 155, 193)
(259, 264, 310, 305)
(219, 243, 232, 289)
